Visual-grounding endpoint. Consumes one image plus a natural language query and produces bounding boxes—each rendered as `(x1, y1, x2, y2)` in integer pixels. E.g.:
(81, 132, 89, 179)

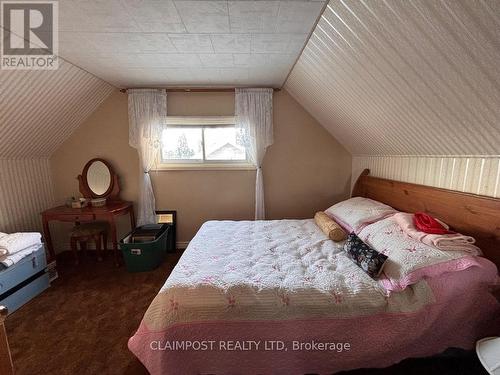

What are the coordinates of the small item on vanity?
(90, 198, 107, 207)
(69, 197, 88, 209)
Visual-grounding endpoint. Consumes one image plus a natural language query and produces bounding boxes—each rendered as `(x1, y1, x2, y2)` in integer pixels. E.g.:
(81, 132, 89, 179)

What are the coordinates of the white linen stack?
(0, 232, 42, 267)
(393, 213, 481, 255)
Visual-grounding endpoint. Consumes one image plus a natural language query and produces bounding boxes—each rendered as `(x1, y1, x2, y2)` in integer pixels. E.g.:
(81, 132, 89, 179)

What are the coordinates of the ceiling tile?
(199, 54, 235, 68)
(233, 53, 295, 68)
(141, 54, 203, 68)
(174, 1, 230, 33)
(228, 1, 279, 33)
(169, 34, 214, 53)
(276, 1, 324, 33)
(287, 33, 309, 54)
(121, 0, 186, 32)
(41, 0, 326, 86)
(59, 0, 140, 32)
(210, 34, 252, 53)
(251, 34, 293, 53)
(233, 54, 268, 67)
(203, 68, 250, 84)
(60, 32, 176, 54)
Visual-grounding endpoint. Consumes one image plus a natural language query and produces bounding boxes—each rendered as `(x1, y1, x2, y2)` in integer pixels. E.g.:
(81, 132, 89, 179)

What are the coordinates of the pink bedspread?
(129, 257, 500, 374)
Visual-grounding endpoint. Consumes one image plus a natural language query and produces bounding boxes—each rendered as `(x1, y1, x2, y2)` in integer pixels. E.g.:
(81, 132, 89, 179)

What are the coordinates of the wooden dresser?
(41, 200, 135, 261)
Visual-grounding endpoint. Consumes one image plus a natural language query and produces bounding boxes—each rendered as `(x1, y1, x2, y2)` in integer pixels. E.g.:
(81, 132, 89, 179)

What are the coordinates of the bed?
(129, 170, 500, 374)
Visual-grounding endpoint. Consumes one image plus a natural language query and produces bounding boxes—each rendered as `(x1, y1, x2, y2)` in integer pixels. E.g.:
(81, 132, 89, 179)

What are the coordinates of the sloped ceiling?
(0, 60, 115, 158)
(285, 0, 500, 155)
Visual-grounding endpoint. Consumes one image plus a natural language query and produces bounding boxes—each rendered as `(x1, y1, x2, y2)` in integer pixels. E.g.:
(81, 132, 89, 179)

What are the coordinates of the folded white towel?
(394, 213, 481, 255)
(0, 232, 42, 256)
(0, 245, 39, 267)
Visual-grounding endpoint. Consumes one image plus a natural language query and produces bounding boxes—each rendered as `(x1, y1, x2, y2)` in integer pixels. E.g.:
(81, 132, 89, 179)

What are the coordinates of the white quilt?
(143, 220, 434, 331)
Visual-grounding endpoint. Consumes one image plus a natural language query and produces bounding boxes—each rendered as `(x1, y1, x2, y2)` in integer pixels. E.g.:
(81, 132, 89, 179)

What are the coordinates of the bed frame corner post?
(352, 169, 370, 198)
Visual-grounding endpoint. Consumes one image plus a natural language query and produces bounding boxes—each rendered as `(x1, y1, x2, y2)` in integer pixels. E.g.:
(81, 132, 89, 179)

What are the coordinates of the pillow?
(344, 233, 388, 278)
(314, 212, 347, 241)
(325, 197, 397, 233)
(357, 217, 482, 291)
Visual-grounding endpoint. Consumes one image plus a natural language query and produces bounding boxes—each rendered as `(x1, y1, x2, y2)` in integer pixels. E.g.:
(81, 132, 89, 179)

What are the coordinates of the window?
(159, 116, 252, 169)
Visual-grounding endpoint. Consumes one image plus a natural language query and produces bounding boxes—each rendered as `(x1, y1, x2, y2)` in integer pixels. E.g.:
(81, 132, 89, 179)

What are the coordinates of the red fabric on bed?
(413, 212, 454, 234)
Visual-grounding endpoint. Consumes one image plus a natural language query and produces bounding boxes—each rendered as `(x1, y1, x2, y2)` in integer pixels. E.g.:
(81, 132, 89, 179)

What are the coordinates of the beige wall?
(50, 89, 351, 251)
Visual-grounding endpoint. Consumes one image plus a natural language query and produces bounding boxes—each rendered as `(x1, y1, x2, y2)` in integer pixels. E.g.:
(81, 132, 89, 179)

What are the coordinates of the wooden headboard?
(352, 169, 500, 267)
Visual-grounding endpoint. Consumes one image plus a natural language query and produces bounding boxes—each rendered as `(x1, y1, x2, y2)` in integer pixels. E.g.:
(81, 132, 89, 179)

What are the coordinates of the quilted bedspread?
(129, 219, 500, 375)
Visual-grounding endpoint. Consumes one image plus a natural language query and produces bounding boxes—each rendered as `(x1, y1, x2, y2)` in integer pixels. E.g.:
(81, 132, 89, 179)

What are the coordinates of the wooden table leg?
(42, 217, 55, 261)
(0, 306, 14, 375)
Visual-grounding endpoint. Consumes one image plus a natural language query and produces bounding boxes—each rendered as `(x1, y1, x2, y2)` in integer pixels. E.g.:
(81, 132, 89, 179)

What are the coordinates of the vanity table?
(41, 159, 135, 261)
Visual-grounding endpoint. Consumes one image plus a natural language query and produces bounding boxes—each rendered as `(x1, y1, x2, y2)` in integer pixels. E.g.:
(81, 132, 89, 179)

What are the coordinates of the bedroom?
(0, 0, 499, 374)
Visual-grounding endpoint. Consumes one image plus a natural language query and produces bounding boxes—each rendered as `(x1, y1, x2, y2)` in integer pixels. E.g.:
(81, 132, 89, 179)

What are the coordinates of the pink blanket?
(129, 258, 500, 374)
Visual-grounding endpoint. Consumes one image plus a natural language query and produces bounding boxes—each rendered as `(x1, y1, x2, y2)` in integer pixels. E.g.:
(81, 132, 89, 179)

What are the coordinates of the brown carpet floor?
(6, 251, 181, 375)
(5, 251, 487, 375)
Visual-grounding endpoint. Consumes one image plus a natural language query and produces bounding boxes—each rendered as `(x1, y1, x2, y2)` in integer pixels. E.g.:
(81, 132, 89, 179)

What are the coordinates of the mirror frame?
(77, 158, 120, 200)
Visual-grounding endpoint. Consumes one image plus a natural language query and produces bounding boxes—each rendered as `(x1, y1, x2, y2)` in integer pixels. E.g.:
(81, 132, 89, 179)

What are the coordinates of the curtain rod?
(119, 87, 281, 93)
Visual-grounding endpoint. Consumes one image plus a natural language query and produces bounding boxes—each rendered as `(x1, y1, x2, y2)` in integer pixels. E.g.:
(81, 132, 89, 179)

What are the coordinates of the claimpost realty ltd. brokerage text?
(150, 340, 351, 352)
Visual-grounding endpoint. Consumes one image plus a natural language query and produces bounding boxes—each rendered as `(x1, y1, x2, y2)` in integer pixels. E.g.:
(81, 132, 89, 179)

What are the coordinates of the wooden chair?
(0, 306, 14, 375)
(70, 222, 109, 265)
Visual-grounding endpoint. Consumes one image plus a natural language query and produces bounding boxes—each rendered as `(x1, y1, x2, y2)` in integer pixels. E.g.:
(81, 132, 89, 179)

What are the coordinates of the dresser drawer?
(57, 214, 94, 222)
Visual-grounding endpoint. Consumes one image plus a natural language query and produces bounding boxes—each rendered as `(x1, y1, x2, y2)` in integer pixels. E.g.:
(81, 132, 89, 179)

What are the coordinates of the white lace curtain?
(235, 88, 273, 220)
(128, 89, 167, 225)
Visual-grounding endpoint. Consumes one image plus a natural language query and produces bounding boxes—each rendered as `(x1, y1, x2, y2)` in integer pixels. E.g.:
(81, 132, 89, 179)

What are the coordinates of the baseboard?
(55, 240, 190, 253)
(176, 241, 189, 250)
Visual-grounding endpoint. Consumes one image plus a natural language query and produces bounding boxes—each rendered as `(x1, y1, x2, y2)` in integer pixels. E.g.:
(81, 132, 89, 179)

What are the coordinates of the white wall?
(352, 156, 500, 198)
(0, 159, 55, 232)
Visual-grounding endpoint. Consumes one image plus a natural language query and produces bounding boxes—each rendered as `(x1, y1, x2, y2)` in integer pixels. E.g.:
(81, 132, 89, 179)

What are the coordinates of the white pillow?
(325, 197, 397, 233)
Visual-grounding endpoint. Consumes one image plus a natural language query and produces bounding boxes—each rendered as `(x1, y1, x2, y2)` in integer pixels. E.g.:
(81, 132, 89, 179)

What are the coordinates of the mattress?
(129, 219, 500, 374)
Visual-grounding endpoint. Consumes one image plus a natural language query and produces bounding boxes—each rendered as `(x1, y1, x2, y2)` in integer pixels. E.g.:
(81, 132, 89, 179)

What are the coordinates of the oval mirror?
(86, 160, 111, 196)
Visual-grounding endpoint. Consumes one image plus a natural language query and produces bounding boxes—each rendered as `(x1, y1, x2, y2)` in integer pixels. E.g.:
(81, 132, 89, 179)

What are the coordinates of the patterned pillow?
(344, 233, 388, 278)
(325, 197, 397, 233)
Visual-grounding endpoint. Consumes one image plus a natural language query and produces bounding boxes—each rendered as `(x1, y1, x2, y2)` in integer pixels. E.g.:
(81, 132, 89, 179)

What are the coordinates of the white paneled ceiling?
(285, 0, 500, 155)
(57, 0, 326, 88)
(0, 60, 114, 158)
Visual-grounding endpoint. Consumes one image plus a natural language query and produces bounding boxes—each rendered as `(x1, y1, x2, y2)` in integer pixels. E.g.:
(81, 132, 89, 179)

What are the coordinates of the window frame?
(157, 116, 254, 171)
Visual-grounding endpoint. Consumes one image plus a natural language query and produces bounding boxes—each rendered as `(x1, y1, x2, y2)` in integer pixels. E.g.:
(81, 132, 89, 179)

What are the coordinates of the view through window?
(161, 118, 247, 164)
